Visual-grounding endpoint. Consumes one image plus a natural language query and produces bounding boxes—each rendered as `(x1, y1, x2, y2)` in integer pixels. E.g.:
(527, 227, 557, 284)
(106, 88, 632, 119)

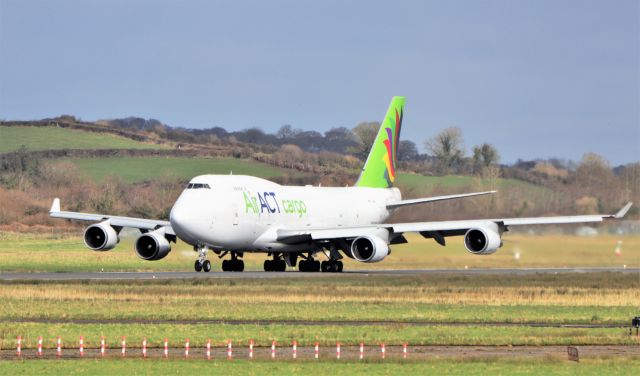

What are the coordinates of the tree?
(276, 125, 295, 140)
(425, 127, 465, 173)
(398, 140, 418, 162)
(472, 143, 500, 173)
(350, 122, 380, 160)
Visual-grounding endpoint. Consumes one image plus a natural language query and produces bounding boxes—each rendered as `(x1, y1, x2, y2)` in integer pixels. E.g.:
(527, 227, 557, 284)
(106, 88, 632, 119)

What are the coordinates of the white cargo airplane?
(50, 97, 632, 272)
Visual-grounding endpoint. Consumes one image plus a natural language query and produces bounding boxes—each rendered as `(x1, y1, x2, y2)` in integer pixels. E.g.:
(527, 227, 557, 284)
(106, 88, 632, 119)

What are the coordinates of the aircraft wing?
(49, 198, 175, 235)
(386, 190, 496, 209)
(277, 202, 632, 243)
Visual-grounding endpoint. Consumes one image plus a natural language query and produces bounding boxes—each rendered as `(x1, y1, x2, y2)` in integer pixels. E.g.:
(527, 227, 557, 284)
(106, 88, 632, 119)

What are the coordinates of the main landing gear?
(194, 247, 212, 273)
(264, 254, 287, 272)
(221, 252, 244, 272)
(321, 259, 343, 273)
(298, 253, 321, 272)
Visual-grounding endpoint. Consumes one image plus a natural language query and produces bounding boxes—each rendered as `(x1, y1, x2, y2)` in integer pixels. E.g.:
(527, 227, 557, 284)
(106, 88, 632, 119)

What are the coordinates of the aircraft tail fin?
(355, 96, 405, 188)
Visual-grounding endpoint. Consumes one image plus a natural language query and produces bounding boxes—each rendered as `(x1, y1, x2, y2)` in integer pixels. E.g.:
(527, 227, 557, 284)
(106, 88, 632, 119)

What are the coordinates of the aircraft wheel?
(202, 260, 211, 272)
(298, 260, 309, 272)
(264, 260, 273, 272)
(336, 261, 343, 272)
(194, 260, 203, 272)
(222, 259, 230, 272)
(313, 260, 321, 272)
(235, 260, 245, 272)
(320, 261, 329, 273)
(277, 260, 287, 272)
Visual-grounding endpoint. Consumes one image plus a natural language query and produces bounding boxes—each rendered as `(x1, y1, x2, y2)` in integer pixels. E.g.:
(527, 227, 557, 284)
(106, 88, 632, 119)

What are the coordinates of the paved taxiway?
(0, 267, 636, 281)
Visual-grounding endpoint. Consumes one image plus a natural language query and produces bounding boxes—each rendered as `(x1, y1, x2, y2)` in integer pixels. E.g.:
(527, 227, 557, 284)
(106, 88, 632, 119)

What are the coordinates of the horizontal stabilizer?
(386, 190, 496, 209)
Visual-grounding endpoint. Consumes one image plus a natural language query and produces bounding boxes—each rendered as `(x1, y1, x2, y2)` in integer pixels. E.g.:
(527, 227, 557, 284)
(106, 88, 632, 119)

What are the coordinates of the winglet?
(613, 202, 633, 219)
(50, 198, 60, 213)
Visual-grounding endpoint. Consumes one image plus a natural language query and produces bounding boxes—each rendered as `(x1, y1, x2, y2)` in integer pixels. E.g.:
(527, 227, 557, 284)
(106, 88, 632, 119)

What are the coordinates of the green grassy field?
(1, 358, 638, 375)
(62, 157, 306, 183)
(0, 126, 166, 152)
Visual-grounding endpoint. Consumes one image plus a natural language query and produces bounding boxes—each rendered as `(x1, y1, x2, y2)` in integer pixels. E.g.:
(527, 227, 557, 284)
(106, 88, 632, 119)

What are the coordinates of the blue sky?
(0, 0, 638, 164)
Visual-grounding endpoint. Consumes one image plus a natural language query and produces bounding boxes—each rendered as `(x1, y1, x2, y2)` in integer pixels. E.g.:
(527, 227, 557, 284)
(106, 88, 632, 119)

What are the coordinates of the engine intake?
(135, 230, 172, 261)
(83, 221, 119, 251)
(464, 224, 502, 255)
(350, 235, 389, 263)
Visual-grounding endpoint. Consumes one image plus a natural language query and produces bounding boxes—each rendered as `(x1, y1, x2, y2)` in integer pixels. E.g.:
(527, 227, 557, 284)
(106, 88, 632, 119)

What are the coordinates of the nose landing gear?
(194, 247, 212, 272)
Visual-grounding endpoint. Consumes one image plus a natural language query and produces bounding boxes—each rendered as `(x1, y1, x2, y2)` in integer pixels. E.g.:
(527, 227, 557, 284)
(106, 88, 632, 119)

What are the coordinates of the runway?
(0, 267, 636, 281)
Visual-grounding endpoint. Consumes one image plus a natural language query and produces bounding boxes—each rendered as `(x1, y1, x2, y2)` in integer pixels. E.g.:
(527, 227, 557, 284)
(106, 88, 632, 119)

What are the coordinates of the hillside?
(0, 126, 166, 152)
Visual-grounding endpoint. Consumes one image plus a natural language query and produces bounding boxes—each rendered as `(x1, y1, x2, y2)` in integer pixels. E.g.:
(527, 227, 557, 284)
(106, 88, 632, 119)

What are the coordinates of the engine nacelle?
(135, 230, 172, 261)
(83, 221, 119, 251)
(464, 224, 502, 255)
(350, 235, 389, 263)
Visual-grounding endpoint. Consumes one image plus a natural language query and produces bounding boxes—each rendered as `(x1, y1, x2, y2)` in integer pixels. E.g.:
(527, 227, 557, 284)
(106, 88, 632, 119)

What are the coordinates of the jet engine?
(135, 230, 172, 261)
(83, 221, 119, 251)
(464, 224, 502, 255)
(350, 235, 389, 263)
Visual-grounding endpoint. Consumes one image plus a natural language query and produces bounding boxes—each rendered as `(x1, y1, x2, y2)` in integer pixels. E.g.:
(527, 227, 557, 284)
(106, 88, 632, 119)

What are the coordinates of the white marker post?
(227, 340, 233, 360)
(249, 339, 254, 360)
(185, 338, 190, 359)
(292, 340, 297, 359)
(336, 342, 341, 360)
(37, 336, 43, 357)
(100, 336, 105, 357)
(163, 338, 169, 358)
(359, 342, 364, 360)
(403, 343, 407, 359)
(16, 336, 21, 357)
(381, 343, 386, 359)
(142, 337, 147, 358)
(206, 339, 211, 360)
(271, 340, 276, 359)
(57, 336, 62, 357)
(121, 336, 126, 357)
(314, 342, 319, 360)
(79, 336, 84, 357)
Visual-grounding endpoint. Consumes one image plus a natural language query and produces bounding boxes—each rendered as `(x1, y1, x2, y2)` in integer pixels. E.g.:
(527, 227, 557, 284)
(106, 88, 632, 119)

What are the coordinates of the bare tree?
(472, 143, 500, 173)
(351, 122, 380, 160)
(425, 127, 465, 174)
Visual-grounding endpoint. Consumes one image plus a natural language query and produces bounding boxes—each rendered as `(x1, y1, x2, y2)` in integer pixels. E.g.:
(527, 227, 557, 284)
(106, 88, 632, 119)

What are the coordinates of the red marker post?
(79, 336, 84, 357)
(271, 340, 276, 359)
(16, 335, 22, 357)
(336, 342, 341, 360)
(121, 336, 126, 357)
(403, 343, 408, 359)
(227, 340, 233, 360)
(381, 343, 386, 359)
(100, 336, 106, 357)
(206, 339, 211, 360)
(185, 338, 190, 359)
(142, 337, 147, 358)
(37, 336, 43, 357)
(292, 340, 297, 359)
(359, 342, 364, 360)
(163, 338, 169, 358)
(249, 339, 254, 360)
(57, 336, 62, 357)
(314, 342, 319, 359)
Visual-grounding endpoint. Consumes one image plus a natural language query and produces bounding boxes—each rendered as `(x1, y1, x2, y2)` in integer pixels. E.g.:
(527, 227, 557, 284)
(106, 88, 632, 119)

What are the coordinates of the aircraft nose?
(169, 202, 191, 238)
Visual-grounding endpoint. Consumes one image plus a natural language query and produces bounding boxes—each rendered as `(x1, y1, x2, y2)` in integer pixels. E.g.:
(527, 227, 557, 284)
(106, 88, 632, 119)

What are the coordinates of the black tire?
(313, 260, 321, 272)
(336, 261, 343, 272)
(277, 260, 287, 272)
(264, 260, 272, 272)
(320, 261, 329, 273)
(298, 260, 308, 272)
(235, 260, 245, 272)
(203, 260, 211, 272)
(222, 259, 230, 272)
(194, 260, 203, 272)
(330, 261, 339, 273)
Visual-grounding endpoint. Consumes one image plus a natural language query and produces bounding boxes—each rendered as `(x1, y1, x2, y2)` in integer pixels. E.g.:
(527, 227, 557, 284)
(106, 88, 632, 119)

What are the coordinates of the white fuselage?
(169, 175, 401, 252)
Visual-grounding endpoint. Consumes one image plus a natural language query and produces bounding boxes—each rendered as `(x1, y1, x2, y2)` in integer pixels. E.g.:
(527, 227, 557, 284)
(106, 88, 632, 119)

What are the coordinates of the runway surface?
(0, 267, 637, 281)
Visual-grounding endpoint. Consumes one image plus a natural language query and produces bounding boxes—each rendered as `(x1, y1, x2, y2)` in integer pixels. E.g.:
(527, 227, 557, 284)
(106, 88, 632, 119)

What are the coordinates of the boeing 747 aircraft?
(50, 97, 632, 272)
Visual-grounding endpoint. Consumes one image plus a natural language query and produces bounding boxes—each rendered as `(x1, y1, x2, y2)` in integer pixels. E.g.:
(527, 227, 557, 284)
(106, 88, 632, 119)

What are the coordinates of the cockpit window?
(186, 183, 211, 189)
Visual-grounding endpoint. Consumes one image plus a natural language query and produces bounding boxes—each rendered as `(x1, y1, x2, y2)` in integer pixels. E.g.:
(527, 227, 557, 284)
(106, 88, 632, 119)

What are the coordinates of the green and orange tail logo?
(356, 96, 405, 188)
